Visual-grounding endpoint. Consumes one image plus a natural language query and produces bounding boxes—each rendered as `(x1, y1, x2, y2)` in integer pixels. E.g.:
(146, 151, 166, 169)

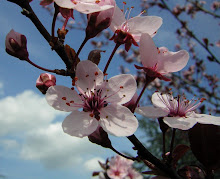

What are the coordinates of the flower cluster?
(96, 155, 143, 179)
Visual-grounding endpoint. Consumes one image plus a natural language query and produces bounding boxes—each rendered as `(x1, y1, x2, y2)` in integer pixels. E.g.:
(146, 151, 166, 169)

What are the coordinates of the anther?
(62, 97, 67, 100)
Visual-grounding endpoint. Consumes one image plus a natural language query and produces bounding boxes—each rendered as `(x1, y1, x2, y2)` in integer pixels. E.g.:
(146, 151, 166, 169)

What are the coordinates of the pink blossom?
(5, 29, 29, 60)
(54, 0, 114, 14)
(46, 60, 138, 137)
(36, 73, 56, 94)
(109, 5, 162, 51)
(107, 155, 142, 179)
(136, 92, 220, 130)
(135, 33, 189, 81)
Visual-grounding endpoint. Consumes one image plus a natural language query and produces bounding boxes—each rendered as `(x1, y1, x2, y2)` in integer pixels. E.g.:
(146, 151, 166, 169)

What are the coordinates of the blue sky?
(0, 0, 219, 179)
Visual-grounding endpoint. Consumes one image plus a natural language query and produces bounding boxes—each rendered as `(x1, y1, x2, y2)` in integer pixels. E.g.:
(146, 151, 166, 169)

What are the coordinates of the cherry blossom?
(135, 33, 189, 81)
(109, 5, 162, 51)
(136, 92, 220, 130)
(46, 60, 138, 137)
(107, 155, 142, 179)
(54, 0, 114, 14)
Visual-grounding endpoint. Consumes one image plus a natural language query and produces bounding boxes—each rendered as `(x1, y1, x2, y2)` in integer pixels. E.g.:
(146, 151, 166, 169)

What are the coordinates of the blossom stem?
(26, 58, 55, 73)
(163, 132, 166, 157)
(131, 76, 156, 113)
(169, 128, 176, 159)
(127, 134, 181, 178)
(51, 4, 59, 38)
(110, 146, 136, 161)
(103, 43, 121, 74)
(75, 36, 89, 60)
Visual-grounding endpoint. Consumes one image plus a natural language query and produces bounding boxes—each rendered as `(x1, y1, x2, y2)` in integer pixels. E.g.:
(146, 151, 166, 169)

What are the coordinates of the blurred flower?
(46, 60, 138, 137)
(136, 92, 220, 130)
(109, 5, 162, 51)
(36, 73, 56, 94)
(135, 33, 189, 81)
(5, 29, 29, 60)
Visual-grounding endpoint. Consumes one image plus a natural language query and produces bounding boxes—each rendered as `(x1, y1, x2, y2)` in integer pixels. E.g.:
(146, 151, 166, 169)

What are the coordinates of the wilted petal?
(103, 74, 137, 104)
(156, 47, 189, 74)
(128, 16, 163, 40)
(62, 110, 99, 137)
(163, 116, 197, 130)
(99, 105, 138, 136)
(46, 85, 82, 112)
(140, 33, 158, 68)
(75, 60, 103, 92)
(136, 106, 169, 118)
(195, 114, 220, 126)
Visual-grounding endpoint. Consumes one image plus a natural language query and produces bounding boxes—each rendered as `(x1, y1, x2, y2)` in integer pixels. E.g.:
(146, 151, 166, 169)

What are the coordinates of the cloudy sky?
(0, 0, 219, 179)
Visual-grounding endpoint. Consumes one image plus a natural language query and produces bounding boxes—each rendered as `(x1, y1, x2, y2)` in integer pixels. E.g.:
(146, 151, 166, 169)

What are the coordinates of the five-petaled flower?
(136, 92, 220, 130)
(135, 33, 189, 81)
(109, 5, 162, 51)
(46, 60, 138, 137)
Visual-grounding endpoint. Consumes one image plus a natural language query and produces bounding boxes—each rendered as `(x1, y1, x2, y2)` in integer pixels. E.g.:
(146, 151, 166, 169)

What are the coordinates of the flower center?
(81, 89, 107, 120)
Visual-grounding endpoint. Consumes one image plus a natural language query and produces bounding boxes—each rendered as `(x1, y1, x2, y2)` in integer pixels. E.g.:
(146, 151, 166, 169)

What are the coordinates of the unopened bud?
(86, 0, 115, 39)
(88, 126, 112, 148)
(5, 29, 29, 60)
(36, 73, 56, 94)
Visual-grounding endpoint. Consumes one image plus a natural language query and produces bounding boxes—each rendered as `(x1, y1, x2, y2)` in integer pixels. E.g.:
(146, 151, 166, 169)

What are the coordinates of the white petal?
(54, 0, 77, 9)
(109, 5, 126, 32)
(75, 60, 103, 93)
(136, 106, 169, 118)
(75, 3, 114, 14)
(103, 74, 137, 104)
(140, 33, 158, 68)
(45, 85, 83, 112)
(62, 111, 99, 138)
(194, 113, 220, 126)
(163, 116, 197, 130)
(99, 105, 138, 136)
(128, 16, 163, 41)
(151, 92, 174, 110)
(156, 48, 189, 74)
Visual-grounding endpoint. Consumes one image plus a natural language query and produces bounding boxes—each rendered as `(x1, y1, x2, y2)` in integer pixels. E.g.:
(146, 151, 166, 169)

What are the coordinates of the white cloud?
(20, 122, 106, 169)
(0, 90, 65, 136)
(84, 157, 105, 172)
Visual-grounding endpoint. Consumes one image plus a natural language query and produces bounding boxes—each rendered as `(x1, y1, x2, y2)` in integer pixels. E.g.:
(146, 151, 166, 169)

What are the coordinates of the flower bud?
(86, 0, 115, 39)
(36, 73, 56, 94)
(5, 29, 29, 60)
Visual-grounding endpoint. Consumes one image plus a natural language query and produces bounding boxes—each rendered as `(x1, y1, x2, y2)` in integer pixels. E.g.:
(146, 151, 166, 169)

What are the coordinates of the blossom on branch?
(135, 33, 189, 81)
(136, 92, 220, 130)
(36, 73, 56, 94)
(54, 0, 114, 14)
(46, 60, 138, 137)
(109, 5, 162, 51)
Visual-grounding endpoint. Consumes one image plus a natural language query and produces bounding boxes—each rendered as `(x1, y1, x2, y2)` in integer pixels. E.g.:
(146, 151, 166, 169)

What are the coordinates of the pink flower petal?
(103, 74, 137, 104)
(163, 116, 197, 130)
(136, 106, 169, 118)
(140, 33, 158, 68)
(194, 114, 220, 126)
(75, 60, 103, 93)
(62, 110, 99, 137)
(151, 92, 172, 110)
(156, 47, 189, 73)
(109, 5, 126, 32)
(99, 105, 138, 136)
(128, 16, 162, 41)
(46, 85, 82, 112)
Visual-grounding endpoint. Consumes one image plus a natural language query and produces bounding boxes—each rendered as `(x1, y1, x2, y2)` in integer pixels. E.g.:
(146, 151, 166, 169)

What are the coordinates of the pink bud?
(5, 29, 29, 60)
(36, 73, 56, 94)
(86, 0, 115, 39)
